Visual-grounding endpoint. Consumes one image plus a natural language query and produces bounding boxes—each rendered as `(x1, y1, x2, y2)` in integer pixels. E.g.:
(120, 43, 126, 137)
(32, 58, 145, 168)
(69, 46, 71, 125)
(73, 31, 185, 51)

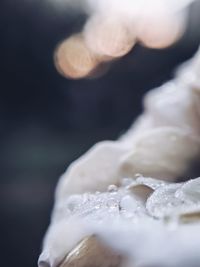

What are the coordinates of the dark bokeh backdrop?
(1, 1, 200, 267)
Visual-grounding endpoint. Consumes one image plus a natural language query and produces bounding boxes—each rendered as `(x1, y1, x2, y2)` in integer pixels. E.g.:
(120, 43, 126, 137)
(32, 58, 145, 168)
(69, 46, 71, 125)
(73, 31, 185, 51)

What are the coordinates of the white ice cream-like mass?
(39, 30, 200, 267)
(40, 177, 200, 267)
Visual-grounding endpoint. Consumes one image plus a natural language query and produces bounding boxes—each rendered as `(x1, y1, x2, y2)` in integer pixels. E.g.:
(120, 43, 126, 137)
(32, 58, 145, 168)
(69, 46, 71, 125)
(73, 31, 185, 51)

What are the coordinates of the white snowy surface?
(39, 176, 200, 267)
(39, 46, 200, 267)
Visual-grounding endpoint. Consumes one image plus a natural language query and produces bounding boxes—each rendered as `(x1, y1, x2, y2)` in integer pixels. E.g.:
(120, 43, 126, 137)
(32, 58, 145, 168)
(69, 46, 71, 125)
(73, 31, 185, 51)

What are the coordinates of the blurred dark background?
(1, 1, 200, 267)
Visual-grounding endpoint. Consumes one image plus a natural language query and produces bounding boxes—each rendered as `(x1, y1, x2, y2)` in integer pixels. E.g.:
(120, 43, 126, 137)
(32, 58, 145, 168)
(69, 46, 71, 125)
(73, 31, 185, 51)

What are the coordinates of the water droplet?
(108, 184, 118, 192)
(135, 173, 142, 178)
(120, 195, 139, 212)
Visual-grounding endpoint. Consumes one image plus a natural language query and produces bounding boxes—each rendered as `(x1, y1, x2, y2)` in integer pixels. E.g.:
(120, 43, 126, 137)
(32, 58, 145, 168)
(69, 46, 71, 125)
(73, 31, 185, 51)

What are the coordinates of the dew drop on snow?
(176, 177, 200, 203)
(108, 184, 118, 192)
(120, 195, 139, 212)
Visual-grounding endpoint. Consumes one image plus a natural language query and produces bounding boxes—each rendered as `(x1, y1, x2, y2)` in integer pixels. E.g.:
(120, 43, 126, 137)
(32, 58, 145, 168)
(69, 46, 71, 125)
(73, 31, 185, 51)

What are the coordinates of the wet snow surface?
(53, 176, 200, 267)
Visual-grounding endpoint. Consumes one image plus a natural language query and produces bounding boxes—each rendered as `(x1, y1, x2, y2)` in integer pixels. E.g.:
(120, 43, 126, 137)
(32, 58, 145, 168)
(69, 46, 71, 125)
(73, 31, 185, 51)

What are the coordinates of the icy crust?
(147, 177, 200, 219)
(53, 178, 149, 224)
(55, 176, 200, 222)
(51, 176, 200, 267)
